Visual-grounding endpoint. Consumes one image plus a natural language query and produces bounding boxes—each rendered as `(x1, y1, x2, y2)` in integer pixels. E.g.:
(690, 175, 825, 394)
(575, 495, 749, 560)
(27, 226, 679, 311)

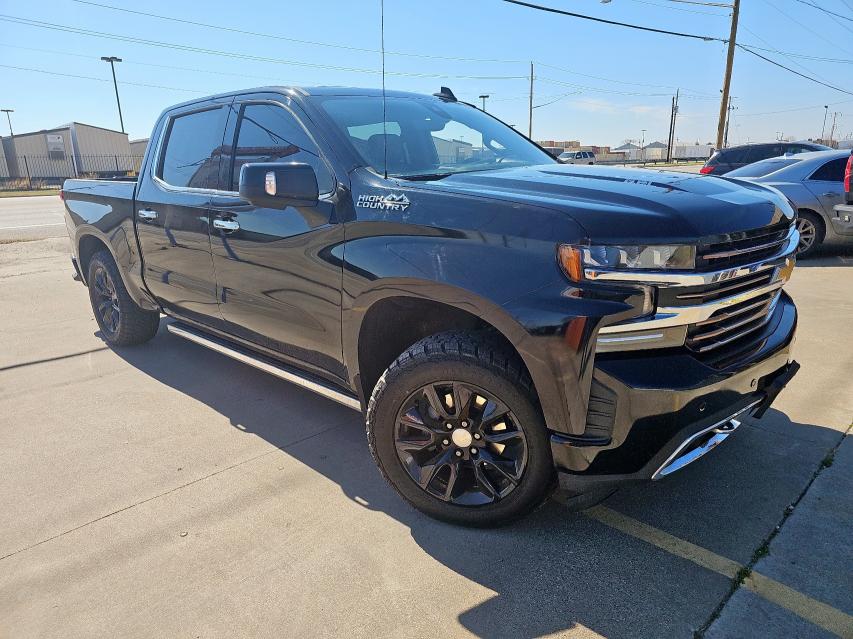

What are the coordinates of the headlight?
(558, 243, 695, 281)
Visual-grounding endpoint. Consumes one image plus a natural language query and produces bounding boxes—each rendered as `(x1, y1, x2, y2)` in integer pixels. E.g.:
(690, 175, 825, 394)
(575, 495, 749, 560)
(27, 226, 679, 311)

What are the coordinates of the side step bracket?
(167, 323, 362, 412)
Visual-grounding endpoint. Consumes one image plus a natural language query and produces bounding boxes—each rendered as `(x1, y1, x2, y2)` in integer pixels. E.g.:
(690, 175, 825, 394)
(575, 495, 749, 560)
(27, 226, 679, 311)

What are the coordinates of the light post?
(101, 56, 125, 133)
(479, 94, 490, 112)
(821, 105, 829, 141)
(1, 108, 14, 137)
(640, 129, 646, 165)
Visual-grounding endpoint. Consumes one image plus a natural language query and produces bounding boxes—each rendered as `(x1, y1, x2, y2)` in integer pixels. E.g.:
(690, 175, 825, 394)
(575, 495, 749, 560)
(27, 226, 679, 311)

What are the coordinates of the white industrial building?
(129, 138, 150, 157)
(1, 122, 134, 181)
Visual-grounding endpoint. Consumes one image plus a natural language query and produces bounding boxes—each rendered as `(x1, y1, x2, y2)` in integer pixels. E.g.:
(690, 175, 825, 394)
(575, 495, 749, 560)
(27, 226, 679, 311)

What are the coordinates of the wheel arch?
(345, 282, 539, 413)
(74, 225, 159, 312)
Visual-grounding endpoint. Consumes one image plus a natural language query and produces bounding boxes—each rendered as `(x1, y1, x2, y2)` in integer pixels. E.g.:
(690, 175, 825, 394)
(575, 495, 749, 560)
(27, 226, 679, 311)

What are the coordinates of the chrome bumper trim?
(652, 399, 762, 480)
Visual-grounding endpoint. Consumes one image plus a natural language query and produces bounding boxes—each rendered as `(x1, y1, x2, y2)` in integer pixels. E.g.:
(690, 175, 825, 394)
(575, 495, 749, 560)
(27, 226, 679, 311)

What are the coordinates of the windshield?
(727, 157, 801, 178)
(314, 95, 555, 179)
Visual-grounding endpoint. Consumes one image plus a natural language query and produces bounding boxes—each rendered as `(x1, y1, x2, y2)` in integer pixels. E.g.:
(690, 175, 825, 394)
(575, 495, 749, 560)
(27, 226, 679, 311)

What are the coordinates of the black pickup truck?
(63, 86, 799, 526)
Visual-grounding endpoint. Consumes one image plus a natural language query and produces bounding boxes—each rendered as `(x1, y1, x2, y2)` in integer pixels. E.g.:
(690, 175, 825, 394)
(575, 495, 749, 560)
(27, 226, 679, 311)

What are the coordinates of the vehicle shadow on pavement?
(795, 245, 853, 267)
(110, 328, 843, 639)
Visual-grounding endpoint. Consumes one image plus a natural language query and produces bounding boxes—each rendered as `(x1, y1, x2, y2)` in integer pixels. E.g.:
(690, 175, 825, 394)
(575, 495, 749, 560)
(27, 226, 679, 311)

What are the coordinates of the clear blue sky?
(1, 0, 851, 147)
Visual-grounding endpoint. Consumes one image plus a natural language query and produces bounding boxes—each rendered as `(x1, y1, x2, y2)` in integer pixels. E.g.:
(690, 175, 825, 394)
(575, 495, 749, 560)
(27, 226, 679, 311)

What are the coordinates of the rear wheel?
(87, 250, 160, 346)
(795, 211, 824, 257)
(366, 332, 554, 527)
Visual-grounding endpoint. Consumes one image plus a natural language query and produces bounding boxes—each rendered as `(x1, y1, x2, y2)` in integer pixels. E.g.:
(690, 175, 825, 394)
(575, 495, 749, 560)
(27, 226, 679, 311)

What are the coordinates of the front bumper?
(551, 291, 798, 493)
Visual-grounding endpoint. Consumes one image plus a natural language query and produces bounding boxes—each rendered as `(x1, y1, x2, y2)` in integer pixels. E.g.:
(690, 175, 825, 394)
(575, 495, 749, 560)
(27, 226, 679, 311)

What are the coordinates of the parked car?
(559, 150, 596, 165)
(830, 149, 853, 240)
(727, 150, 851, 256)
(701, 141, 831, 175)
(62, 86, 799, 527)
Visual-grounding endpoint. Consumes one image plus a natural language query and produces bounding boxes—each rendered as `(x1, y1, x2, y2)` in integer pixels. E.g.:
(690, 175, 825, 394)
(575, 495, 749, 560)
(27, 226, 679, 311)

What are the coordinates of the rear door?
(803, 157, 847, 216)
(135, 100, 230, 326)
(207, 95, 347, 381)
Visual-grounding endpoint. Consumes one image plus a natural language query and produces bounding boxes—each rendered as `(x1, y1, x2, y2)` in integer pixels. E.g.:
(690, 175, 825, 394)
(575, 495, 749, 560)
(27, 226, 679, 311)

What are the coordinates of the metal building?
(129, 138, 150, 158)
(2, 122, 134, 183)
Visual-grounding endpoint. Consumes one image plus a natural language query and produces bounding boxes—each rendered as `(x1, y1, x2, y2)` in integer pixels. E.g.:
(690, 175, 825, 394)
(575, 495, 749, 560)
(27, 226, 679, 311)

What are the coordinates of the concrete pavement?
(0, 232, 850, 637)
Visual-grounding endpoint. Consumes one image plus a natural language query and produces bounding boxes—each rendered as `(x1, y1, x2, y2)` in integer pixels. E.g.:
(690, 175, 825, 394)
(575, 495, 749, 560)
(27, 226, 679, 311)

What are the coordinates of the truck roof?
(164, 86, 440, 112)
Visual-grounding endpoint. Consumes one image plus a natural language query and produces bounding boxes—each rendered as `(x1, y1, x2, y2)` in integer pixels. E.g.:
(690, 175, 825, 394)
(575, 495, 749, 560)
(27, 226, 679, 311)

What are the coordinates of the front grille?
(661, 269, 776, 306)
(686, 290, 780, 359)
(696, 223, 791, 270)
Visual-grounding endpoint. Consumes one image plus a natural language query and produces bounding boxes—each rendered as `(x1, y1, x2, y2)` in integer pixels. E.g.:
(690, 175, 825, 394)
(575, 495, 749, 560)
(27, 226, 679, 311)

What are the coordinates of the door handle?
(213, 219, 240, 232)
(138, 208, 158, 221)
(822, 192, 840, 197)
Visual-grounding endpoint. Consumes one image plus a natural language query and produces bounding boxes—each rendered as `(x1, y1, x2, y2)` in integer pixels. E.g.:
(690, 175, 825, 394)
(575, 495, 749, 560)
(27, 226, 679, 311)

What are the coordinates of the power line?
(622, 0, 730, 16)
(737, 45, 853, 96)
(759, 0, 853, 55)
(501, 0, 724, 41)
(535, 61, 716, 95)
(733, 98, 853, 117)
(0, 15, 527, 81)
(793, 0, 853, 24)
(0, 63, 203, 93)
(70, 0, 527, 65)
(740, 26, 836, 85)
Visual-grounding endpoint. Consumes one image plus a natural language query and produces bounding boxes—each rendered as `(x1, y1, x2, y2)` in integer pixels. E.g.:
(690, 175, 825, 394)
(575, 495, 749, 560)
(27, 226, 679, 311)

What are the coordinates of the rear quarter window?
(808, 158, 846, 182)
(158, 107, 226, 189)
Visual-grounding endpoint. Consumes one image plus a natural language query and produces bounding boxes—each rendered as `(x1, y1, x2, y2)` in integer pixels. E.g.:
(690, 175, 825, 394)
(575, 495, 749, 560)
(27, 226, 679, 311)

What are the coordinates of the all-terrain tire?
(366, 331, 555, 527)
(87, 249, 160, 346)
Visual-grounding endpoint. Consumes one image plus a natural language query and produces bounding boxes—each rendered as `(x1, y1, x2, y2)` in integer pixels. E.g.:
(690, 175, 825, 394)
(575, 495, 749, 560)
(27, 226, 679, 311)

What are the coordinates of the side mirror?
(238, 162, 319, 209)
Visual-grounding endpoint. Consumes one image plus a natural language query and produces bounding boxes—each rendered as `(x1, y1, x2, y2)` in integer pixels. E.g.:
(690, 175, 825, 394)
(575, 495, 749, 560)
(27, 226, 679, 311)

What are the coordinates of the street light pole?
(821, 105, 829, 141)
(0, 108, 14, 137)
(479, 94, 490, 112)
(101, 56, 125, 133)
(640, 129, 646, 165)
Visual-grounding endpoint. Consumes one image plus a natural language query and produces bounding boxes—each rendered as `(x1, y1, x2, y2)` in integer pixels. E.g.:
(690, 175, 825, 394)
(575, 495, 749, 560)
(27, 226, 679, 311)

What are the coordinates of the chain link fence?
(0, 155, 144, 191)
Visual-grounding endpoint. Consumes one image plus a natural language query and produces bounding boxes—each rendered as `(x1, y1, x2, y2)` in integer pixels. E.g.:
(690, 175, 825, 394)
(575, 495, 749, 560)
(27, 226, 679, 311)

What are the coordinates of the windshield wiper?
(394, 172, 453, 181)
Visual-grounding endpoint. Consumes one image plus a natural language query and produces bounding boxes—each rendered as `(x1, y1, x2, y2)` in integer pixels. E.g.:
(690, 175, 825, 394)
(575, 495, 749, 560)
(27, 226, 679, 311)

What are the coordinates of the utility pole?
(821, 105, 829, 141)
(666, 90, 679, 163)
(528, 61, 534, 139)
(716, 0, 740, 151)
(479, 94, 490, 111)
(101, 56, 125, 133)
(829, 112, 840, 146)
(640, 129, 646, 165)
(723, 96, 736, 148)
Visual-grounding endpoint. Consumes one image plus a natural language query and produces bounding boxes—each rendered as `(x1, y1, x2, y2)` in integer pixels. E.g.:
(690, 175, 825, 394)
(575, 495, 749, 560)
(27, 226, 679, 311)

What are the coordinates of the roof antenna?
(433, 87, 457, 102)
(380, 0, 388, 179)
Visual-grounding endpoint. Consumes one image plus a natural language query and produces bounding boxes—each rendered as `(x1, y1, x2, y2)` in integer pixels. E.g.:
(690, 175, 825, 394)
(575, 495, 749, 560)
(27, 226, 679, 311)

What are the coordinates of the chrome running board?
(167, 323, 362, 412)
(652, 399, 762, 480)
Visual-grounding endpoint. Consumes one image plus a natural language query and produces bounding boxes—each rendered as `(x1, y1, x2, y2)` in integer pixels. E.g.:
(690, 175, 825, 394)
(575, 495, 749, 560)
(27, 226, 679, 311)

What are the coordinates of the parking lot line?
(586, 506, 853, 638)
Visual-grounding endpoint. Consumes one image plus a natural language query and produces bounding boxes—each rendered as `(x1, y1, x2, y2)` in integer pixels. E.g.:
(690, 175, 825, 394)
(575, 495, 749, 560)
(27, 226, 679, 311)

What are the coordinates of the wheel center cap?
(451, 428, 473, 448)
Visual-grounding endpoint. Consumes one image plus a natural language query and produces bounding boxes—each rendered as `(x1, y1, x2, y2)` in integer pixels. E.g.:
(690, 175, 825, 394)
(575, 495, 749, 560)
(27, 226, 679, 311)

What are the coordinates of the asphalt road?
(0, 215, 851, 637)
(0, 195, 67, 242)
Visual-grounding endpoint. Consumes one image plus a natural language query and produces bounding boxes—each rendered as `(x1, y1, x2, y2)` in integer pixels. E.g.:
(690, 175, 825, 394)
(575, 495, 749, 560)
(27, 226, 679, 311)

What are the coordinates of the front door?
(803, 156, 846, 216)
(208, 97, 346, 381)
(135, 102, 230, 327)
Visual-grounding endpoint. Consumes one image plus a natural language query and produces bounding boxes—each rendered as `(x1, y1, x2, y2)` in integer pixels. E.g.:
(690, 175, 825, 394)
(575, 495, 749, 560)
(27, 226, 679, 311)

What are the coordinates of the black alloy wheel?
(91, 263, 121, 336)
(394, 380, 528, 506)
(86, 249, 160, 346)
(366, 331, 554, 527)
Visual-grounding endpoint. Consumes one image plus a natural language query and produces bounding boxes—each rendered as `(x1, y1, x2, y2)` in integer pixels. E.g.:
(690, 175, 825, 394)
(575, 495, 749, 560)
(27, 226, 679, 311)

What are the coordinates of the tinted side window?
(745, 144, 782, 163)
(809, 158, 846, 182)
(230, 103, 333, 193)
(719, 147, 748, 164)
(159, 107, 225, 189)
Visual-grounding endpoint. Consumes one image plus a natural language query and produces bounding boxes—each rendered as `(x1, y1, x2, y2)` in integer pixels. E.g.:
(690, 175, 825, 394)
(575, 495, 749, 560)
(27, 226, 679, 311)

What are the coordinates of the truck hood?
(412, 164, 794, 243)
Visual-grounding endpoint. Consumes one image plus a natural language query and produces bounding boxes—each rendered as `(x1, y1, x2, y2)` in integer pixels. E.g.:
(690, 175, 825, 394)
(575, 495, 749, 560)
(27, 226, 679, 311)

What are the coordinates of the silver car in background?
(559, 150, 596, 165)
(726, 150, 851, 256)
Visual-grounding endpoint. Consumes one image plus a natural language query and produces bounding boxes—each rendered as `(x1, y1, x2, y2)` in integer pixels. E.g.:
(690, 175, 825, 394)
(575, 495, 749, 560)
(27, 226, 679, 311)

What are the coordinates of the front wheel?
(366, 332, 555, 527)
(795, 211, 824, 258)
(87, 250, 160, 346)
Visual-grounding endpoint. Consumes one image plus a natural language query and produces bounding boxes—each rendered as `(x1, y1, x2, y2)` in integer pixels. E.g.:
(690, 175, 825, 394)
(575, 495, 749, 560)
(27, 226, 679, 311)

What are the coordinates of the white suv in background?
(559, 150, 596, 164)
